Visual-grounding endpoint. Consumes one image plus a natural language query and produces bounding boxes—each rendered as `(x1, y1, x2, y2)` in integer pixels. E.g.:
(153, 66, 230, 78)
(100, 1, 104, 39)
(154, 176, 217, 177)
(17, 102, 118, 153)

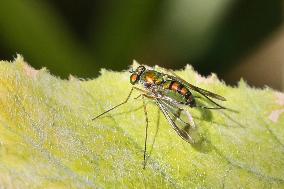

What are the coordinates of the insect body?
(93, 65, 226, 168)
(135, 69, 195, 107)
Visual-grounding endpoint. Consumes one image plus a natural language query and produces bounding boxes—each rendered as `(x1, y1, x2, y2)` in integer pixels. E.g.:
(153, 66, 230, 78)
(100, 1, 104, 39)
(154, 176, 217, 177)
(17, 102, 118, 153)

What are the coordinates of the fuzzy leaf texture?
(0, 56, 283, 189)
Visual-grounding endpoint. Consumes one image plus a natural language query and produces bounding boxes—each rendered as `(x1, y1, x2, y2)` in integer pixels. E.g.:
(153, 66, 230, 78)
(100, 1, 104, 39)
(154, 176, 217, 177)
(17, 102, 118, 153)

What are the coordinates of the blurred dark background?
(0, 0, 283, 90)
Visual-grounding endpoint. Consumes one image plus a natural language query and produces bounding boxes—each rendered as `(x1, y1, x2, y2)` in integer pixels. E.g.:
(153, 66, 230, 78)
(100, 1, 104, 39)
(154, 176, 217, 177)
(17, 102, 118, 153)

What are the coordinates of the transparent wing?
(153, 66, 226, 109)
(153, 65, 226, 102)
(165, 73, 226, 101)
(155, 99, 198, 144)
(185, 83, 226, 101)
(160, 72, 227, 109)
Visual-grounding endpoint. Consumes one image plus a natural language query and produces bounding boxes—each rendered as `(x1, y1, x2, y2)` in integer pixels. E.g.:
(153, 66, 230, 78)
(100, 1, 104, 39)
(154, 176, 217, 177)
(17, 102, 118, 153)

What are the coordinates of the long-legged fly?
(92, 65, 226, 169)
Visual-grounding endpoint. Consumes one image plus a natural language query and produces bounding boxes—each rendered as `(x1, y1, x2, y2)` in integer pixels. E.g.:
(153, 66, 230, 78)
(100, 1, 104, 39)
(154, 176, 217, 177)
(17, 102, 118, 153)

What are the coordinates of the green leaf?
(0, 55, 283, 188)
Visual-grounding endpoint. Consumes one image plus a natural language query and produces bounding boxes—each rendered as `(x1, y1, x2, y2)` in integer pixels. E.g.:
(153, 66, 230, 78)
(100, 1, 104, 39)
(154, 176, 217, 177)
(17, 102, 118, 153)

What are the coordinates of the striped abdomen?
(163, 80, 195, 106)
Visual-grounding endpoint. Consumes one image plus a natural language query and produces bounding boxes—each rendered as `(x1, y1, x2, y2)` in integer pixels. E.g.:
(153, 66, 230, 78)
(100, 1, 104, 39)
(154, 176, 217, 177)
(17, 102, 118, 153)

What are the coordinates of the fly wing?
(165, 73, 226, 101)
(185, 83, 226, 101)
(162, 73, 226, 109)
(156, 99, 198, 144)
(153, 66, 226, 108)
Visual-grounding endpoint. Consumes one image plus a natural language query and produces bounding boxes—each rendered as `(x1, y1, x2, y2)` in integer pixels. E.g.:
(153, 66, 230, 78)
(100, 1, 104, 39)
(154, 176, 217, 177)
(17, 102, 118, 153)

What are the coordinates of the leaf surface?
(0, 56, 283, 188)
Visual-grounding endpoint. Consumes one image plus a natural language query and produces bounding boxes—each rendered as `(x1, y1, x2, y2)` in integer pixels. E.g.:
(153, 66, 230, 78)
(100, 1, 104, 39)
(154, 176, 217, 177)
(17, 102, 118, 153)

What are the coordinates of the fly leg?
(193, 96, 225, 110)
(133, 87, 157, 100)
(142, 95, 149, 169)
(131, 91, 156, 169)
(92, 87, 136, 120)
(136, 92, 161, 169)
(134, 94, 142, 100)
(92, 86, 153, 120)
(183, 109, 196, 129)
(148, 107, 160, 159)
(173, 108, 196, 132)
(196, 105, 224, 110)
(135, 92, 159, 169)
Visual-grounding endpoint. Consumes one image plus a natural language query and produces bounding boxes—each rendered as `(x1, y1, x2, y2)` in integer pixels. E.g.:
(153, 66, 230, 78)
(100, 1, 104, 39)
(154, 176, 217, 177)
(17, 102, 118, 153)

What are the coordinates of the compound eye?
(130, 74, 139, 85)
(137, 66, 145, 74)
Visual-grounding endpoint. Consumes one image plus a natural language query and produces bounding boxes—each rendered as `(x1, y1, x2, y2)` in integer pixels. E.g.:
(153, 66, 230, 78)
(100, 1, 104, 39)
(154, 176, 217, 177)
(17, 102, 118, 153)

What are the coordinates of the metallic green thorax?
(140, 70, 192, 105)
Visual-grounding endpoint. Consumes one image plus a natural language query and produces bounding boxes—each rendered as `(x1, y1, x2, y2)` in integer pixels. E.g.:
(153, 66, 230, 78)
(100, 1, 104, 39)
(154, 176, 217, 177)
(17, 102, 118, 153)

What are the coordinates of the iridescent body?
(129, 65, 226, 145)
(95, 65, 227, 169)
(130, 67, 196, 107)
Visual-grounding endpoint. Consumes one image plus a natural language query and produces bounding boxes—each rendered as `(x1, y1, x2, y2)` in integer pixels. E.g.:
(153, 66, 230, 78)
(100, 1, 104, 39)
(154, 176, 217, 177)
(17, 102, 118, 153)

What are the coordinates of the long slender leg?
(142, 95, 149, 169)
(195, 102, 239, 115)
(196, 105, 224, 110)
(92, 86, 152, 121)
(193, 96, 225, 110)
(148, 107, 160, 158)
(183, 109, 196, 129)
(196, 95, 226, 109)
(134, 94, 142, 100)
(92, 87, 134, 120)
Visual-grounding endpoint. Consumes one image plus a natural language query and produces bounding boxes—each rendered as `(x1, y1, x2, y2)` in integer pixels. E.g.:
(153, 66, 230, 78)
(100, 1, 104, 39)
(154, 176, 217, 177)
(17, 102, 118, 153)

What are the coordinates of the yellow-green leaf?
(0, 56, 283, 188)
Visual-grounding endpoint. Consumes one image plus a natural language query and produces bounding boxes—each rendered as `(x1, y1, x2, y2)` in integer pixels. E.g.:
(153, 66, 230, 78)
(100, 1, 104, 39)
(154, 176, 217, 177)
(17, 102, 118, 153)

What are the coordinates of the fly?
(92, 65, 227, 169)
